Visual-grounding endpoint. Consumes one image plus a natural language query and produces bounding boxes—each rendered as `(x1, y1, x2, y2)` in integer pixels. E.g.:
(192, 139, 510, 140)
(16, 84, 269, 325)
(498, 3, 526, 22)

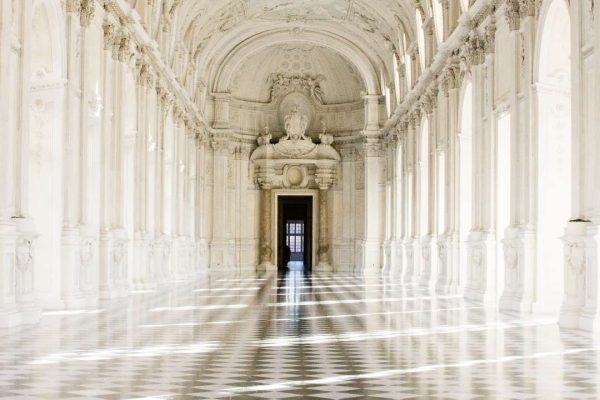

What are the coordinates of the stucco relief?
(269, 73, 325, 104)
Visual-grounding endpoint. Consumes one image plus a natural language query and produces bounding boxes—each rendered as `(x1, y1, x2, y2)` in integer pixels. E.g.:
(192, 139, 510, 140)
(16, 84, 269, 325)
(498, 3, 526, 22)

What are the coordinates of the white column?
(362, 139, 385, 273)
(421, 91, 438, 287)
(61, 2, 87, 309)
(465, 18, 497, 304)
(257, 186, 275, 272)
(316, 168, 335, 272)
(195, 139, 210, 274)
(500, 11, 536, 313)
(210, 139, 234, 269)
(99, 19, 117, 299)
(559, 0, 600, 332)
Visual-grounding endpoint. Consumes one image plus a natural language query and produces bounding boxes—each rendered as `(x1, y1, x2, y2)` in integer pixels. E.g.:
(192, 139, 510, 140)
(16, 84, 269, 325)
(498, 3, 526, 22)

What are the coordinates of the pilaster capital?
(237, 143, 255, 160)
(79, 0, 95, 28)
(504, 0, 522, 31)
(409, 108, 421, 127)
(484, 13, 497, 54)
(117, 33, 133, 63)
(102, 20, 117, 51)
(441, 51, 460, 96)
(462, 31, 486, 67)
(315, 168, 336, 190)
(211, 139, 234, 156)
(397, 119, 409, 136)
(363, 138, 384, 157)
(340, 146, 358, 161)
(66, 0, 81, 14)
(421, 89, 438, 115)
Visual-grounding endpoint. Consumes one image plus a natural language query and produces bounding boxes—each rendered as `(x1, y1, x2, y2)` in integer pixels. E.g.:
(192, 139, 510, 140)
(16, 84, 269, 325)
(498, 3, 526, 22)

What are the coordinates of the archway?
(535, 0, 571, 314)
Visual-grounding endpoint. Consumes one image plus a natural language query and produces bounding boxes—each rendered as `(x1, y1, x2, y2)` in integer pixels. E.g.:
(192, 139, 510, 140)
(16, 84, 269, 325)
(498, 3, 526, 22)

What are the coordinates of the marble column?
(316, 168, 334, 272)
(258, 185, 274, 271)
(465, 18, 497, 304)
(61, 2, 88, 309)
(99, 19, 116, 299)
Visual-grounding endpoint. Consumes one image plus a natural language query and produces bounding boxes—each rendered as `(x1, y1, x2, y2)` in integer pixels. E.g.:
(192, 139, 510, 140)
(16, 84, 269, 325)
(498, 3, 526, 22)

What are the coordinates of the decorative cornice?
(103, 1, 206, 145)
(382, 0, 496, 135)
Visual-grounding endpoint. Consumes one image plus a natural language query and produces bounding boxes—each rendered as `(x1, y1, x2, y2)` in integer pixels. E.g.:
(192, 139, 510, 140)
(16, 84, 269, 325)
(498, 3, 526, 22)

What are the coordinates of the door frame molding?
(272, 189, 319, 271)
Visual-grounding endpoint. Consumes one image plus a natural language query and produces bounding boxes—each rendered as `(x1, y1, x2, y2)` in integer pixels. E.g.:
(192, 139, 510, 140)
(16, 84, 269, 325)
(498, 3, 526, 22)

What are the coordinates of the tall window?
(286, 221, 305, 254)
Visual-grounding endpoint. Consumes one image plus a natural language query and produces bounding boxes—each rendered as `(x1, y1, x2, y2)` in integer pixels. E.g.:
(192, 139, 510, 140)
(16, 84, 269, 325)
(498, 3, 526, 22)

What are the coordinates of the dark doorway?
(277, 196, 313, 271)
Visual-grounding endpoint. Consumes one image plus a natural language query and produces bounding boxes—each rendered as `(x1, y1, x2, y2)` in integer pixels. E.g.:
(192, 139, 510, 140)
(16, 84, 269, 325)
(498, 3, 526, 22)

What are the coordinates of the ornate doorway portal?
(277, 196, 313, 271)
(251, 100, 340, 272)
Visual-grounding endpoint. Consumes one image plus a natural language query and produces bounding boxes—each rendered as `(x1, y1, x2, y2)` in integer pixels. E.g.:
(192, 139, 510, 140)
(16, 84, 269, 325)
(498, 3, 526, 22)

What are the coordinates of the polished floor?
(1, 271, 599, 399)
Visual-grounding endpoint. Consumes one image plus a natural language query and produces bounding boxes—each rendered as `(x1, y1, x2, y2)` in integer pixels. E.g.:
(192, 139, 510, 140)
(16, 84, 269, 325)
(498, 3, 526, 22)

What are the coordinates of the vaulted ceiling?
(127, 0, 469, 123)
(172, 0, 416, 99)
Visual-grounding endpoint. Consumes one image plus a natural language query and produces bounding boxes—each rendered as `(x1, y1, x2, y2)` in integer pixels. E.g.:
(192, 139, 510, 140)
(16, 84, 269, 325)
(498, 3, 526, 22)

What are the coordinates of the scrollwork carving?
(268, 73, 325, 104)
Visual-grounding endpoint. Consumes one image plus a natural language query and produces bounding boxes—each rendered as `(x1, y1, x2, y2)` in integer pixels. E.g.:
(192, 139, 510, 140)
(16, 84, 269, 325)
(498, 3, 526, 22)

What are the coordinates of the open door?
(277, 196, 313, 271)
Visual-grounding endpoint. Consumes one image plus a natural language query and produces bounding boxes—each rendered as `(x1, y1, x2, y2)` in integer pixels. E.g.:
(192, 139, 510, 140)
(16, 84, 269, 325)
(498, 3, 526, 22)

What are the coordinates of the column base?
(257, 262, 276, 273)
(390, 240, 404, 279)
(210, 239, 235, 270)
(315, 261, 333, 273)
(499, 226, 536, 313)
(435, 234, 460, 294)
(333, 240, 355, 272)
(361, 239, 383, 273)
(419, 236, 434, 287)
(559, 222, 600, 332)
(464, 231, 497, 304)
(403, 239, 416, 282)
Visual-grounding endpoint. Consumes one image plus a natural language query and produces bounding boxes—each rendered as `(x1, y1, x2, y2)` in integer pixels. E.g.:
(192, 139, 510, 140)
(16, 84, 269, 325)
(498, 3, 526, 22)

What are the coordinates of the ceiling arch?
(173, 0, 417, 101)
(210, 28, 380, 96)
(229, 44, 365, 104)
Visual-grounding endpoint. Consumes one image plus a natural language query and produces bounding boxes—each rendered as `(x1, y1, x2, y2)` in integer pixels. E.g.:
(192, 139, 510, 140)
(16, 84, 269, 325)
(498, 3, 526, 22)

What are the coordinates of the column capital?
(315, 168, 336, 190)
(363, 139, 384, 158)
(484, 13, 497, 54)
(80, 0, 96, 28)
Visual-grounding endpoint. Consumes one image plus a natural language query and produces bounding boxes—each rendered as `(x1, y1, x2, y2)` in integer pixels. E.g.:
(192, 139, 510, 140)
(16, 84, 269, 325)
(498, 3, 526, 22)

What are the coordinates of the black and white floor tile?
(1, 270, 599, 399)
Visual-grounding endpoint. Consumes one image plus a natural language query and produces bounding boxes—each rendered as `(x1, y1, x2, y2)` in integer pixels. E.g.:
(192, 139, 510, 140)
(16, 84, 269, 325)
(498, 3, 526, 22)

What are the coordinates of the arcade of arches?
(1, 0, 600, 397)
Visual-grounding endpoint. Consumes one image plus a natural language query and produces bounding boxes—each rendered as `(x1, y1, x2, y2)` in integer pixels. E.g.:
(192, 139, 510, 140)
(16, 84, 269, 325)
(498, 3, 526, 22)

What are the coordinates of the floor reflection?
(0, 270, 598, 399)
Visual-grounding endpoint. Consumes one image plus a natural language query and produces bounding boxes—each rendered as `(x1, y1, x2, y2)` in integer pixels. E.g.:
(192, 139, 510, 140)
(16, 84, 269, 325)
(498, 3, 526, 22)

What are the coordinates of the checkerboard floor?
(1, 270, 599, 399)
